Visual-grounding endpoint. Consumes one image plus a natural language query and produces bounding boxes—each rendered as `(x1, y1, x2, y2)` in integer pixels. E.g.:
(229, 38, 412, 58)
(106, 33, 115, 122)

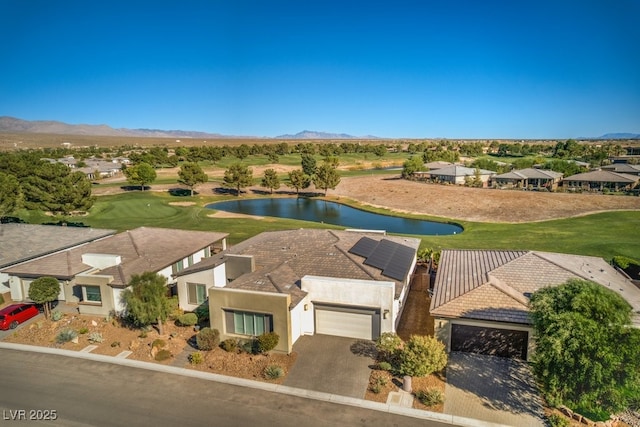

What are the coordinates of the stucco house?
(2, 227, 228, 316)
(175, 229, 420, 354)
(562, 170, 640, 192)
(430, 249, 640, 361)
(0, 224, 116, 301)
(491, 168, 563, 190)
(426, 165, 496, 187)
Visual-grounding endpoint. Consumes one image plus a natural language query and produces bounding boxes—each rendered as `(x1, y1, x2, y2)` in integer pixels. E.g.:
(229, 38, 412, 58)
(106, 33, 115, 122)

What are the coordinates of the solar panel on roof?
(348, 237, 379, 258)
(383, 244, 415, 281)
(363, 238, 397, 270)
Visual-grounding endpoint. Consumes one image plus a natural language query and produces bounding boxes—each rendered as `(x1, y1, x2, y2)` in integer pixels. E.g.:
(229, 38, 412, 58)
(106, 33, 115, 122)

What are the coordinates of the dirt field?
(330, 175, 640, 223)
(95, 172, 640, 223)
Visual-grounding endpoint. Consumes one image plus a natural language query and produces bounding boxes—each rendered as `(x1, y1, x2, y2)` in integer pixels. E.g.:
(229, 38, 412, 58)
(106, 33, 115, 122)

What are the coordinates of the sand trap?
(207, 211, 264, 220)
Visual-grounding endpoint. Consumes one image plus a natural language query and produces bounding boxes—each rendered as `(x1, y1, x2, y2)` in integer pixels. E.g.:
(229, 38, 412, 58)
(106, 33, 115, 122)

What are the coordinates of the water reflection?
(207, 198, 462, 236)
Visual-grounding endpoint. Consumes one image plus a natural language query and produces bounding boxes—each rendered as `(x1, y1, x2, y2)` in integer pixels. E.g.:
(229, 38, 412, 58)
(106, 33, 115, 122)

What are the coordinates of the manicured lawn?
(32, 191, 639, 260)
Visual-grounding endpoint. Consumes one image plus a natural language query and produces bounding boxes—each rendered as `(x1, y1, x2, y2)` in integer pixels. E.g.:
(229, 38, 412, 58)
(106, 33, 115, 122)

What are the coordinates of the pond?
(207, 198, 462, 235)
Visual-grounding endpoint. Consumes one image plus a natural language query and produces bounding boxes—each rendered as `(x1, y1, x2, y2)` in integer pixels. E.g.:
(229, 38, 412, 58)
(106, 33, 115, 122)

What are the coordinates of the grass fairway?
(66, 191, 640, 260)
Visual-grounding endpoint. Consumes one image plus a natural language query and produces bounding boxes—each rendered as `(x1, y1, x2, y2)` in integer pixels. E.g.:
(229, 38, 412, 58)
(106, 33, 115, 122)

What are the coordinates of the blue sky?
(1, 0, 638, 139)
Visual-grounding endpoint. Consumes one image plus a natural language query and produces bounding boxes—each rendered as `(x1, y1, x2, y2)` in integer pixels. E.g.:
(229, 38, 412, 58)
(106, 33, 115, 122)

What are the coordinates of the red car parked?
(0, 303, 40, 330)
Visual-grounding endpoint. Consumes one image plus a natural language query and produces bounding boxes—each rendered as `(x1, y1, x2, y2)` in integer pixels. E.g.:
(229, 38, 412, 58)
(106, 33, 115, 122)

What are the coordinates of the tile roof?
(0, 224, 116, 269)
(601, 164, 640, 174)
(564, 170, 639, 183)
(2, 227, 228, 285)
(179, 229, 420, 304)
(493, 168, 563, 180)
(431, 249, 640, 326)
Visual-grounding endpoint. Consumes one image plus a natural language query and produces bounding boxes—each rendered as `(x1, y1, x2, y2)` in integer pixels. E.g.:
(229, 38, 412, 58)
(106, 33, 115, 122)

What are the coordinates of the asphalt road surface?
(0, 348, 451, 427)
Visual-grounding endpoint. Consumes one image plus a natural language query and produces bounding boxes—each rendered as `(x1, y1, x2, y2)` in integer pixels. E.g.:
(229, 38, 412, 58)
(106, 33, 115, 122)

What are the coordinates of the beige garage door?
(315, 305, 378, 340)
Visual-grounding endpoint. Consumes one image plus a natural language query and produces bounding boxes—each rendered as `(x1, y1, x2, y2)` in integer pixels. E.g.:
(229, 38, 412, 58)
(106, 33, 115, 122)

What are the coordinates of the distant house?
(175, 229, 420, 354)
(425, 165, 496, 187)
(601, 163, 640, 176)
(562, 170, 640, 192)
(491, 168, 563, 190)
(430, 249, 640, 361)
(42, 156, 129, 180)
(2, 227, 228, 316)
(0, 224, 116, 301)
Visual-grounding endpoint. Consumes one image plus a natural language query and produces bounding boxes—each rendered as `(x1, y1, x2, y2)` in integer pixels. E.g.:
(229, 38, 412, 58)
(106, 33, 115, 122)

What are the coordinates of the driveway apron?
(284, 335, 375, 399)
(444, 352, 545, 427)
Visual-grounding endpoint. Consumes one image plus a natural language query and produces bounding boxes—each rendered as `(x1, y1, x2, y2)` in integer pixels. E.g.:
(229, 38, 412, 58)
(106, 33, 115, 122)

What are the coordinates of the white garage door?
(315, 305, 377, 340)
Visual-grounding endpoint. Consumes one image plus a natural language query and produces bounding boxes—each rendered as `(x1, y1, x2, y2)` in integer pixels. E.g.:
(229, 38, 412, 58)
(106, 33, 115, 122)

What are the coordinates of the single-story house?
(425, 165, 496, 187)
(2, 227, 228, 316)
(175, 229, 420, 354)
(562, 170, 640, 192)
(601, 163, 640, 176)
(430, 249, 640, 361)
(491, 168, 563, 190)
(0, 224, 116, 300)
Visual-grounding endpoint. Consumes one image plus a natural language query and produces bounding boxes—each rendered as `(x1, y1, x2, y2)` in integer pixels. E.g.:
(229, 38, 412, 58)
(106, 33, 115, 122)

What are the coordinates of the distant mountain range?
(0, 116, 377, 140)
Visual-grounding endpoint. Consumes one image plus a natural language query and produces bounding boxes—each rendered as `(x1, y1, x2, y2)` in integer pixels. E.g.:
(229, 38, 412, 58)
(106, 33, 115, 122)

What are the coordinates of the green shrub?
(51, 310, 63, 321)
(398, 335, 447, 377)
(56, 328, 77, 344)
(152, 339, 166, 349)
(613, 255, 640, 269)
(189, 352, 204, 365)
(221, 338, 238, 353)
(78, 327, 89, 335)
(167, 295, 182, 320)
(377, 361, 393, 372)
(256, 332, 279, 353)
(0, 293, 4, 305)
(138, 330, 148, 338)
(196, 327, 220, 351)
(375, 332, 403, 365)
(239, 339, 256, 354)
(263, 365, 284, 380)
(414, 388, 444, 407)
(547, 413, 570, 427)
(87, 332, 103, 343)
(176, 312, 198, 327)
(155, 349, 172, 361)
(194, 304, 210, 322)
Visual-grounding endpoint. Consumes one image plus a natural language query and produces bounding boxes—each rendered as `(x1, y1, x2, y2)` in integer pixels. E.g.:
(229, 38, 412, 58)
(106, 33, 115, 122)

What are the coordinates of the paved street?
(0, 347, 451, 427)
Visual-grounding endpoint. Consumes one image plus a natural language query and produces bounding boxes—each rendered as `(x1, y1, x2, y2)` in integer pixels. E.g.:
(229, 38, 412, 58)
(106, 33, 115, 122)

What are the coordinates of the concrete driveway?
(444, 352, 546, 427)
(284, 334, 375, 398)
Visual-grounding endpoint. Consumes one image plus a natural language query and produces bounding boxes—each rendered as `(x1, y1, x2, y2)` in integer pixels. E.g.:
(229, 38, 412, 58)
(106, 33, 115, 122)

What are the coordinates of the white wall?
(291, 296, 312, 343)
(112, 288, 126, 314)
(301, 275, 396, 334)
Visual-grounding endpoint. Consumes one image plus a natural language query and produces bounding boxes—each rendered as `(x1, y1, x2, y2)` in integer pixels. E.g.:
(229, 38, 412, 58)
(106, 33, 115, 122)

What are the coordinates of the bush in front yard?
(398, 335, 447, 377)
(176, 312, 198, 327)
(256, 332, 279, 354)
(263, 365, 284, 380)
(375, 332, 403, 366)
(221, 338, 238, 353)
(196, 327, 220, 351)
(87, 332, 103, 343)
(56, 328, 77, 344)
(414, 388, 444, 407)
(189, 352, 204, 365)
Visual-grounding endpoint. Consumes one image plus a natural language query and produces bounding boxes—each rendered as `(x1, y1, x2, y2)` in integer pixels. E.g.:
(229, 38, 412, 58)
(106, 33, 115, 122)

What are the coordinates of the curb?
(0, 342, 512, 427)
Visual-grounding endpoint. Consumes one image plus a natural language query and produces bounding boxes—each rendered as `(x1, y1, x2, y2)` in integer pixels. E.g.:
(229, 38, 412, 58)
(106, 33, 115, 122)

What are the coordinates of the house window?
(172, 260, 184, 274)
(82, 286, 102, 303)
(188, 255, 194, 267)
(225, 310, 272, 336)
(187, 282, 207, 305)
(204, 246, 211, 257)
